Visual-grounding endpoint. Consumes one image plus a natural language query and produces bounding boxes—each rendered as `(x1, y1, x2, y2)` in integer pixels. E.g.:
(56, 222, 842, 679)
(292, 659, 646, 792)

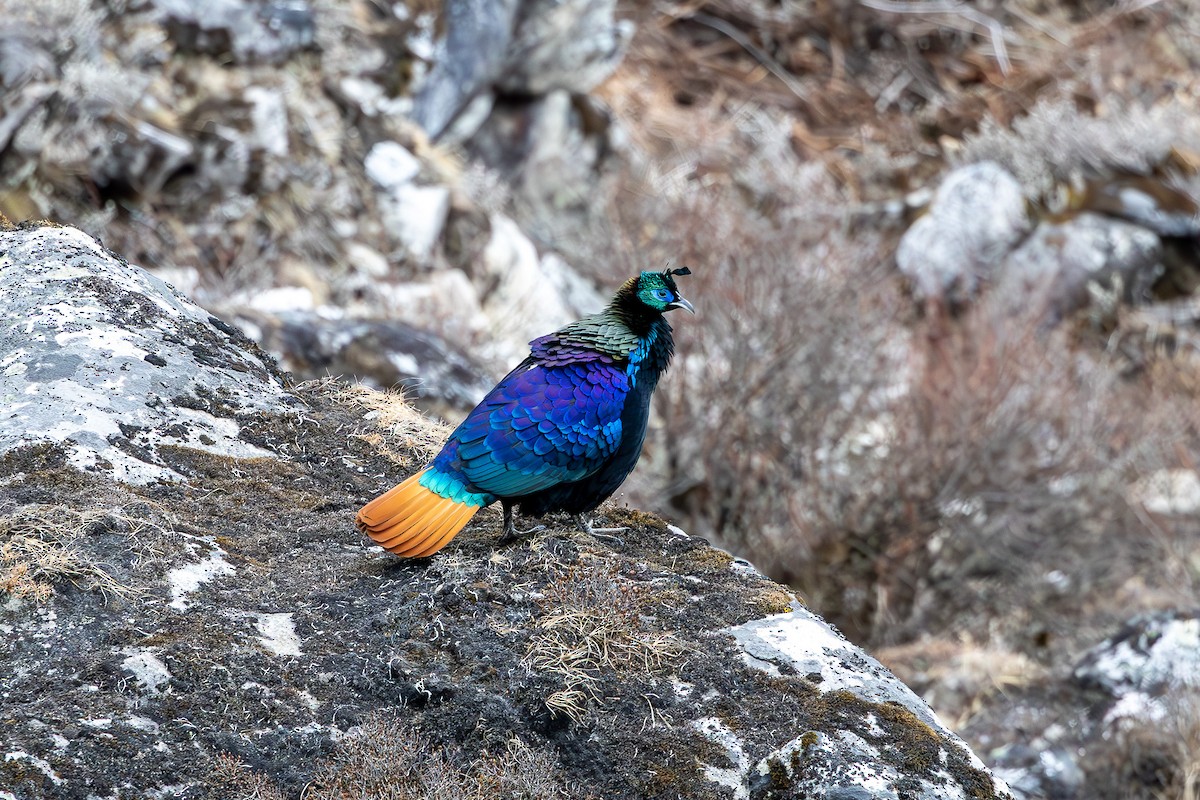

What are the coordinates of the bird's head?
(633, 266, 695, 315)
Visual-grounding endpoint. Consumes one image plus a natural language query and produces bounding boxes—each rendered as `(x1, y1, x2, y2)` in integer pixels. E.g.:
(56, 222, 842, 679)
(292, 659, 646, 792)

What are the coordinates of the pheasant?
(356, 267, 693, 557)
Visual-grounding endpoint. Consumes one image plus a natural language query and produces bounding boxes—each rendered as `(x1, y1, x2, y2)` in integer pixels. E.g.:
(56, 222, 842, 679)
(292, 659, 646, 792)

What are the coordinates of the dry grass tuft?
(302, 378, 450, 465)
(0, 504, 142, 601)
(524, 563, 686, 720)
(303, 713, 586, 800)
(208, 753, 289, 800)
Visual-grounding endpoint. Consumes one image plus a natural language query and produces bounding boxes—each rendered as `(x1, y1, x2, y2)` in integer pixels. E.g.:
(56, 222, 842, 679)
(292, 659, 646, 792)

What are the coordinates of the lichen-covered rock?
(1074, 611, 1200, 710)
(0, 223, 291, 483)
(0, 225, 1012, 800)
(728, 609, 1005, 800)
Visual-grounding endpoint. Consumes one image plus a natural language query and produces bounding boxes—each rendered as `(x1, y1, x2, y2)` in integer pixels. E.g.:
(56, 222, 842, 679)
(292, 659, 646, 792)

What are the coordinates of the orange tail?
(356, 469, 481, 558)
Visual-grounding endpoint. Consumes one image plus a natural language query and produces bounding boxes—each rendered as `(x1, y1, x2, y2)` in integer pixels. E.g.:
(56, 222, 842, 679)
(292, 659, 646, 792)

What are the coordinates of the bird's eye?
(652, 288, 671, 301)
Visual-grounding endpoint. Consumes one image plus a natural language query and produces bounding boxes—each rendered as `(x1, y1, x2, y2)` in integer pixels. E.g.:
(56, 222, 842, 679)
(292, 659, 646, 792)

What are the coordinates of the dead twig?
(858, 0, 1014, 75)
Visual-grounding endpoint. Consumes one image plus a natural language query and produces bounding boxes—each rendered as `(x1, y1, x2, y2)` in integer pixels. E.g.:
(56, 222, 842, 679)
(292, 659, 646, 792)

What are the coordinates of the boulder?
(411, 0, 630, 141)
(0, 224, 1011, 800)
(1000, 212, 1162, 322)
(896, 162, 1030, 308)
(227, 309, 496, 418)
(0, 223, 290, 484)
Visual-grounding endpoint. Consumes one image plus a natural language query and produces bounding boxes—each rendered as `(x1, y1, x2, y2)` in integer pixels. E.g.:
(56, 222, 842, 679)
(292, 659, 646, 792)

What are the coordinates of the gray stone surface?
(0, 224, 291, 483)
(1000, 212, 1162, 321)
(896, 162, 1031, 306)
(412, 0, 630, 141)
(498, 0, 632, 96)
(229, 310, 496, 417)
(154, 0, 316, 65)
(727, 605, 1007, 800)
(411, 0, 521, 139)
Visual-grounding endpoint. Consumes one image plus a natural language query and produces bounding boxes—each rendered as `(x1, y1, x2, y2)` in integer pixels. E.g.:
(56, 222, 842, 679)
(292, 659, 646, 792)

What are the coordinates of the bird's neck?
(608, 281, 663, 338)
(627, 316, 674, 377)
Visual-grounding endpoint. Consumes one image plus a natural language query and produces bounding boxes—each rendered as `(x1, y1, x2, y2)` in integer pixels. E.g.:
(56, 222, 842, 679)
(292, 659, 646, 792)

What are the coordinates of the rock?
(341, 241, 391, 279)
(0, 227, 1012, 800)
(478, 215, 600, 363)
(411, 0, 630, 141)
(372, 268, 490, 346)
(1082, 176, 1200, 239)
(467, 90, 616, 253)
(1000, 212, 1162, 322)
(243, 86, 290, 159)
(411, 0, 520, 139)
(229, 309, 495, 417)
(728, 608, 1009, 799)
(497, 0, 633, 97)
(365, 144, 451, 261)
(381, 184, 451, 262)
(0, 30, 55, 89)
(0, 223, 290, 484)
(896, 162, 1030, 307)
(155, 0, 317, 65)
(1127, 468, 1200, 516)
(989, 744, 1085, 800)
(364, 141, 421, 191)
(1074, 611, 1200, 700)
(93, 118, 195, 199)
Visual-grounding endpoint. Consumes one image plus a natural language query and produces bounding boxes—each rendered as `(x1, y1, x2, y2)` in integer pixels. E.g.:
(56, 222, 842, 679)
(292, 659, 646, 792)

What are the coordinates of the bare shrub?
(620, 162, 907, 626)
(1081, 692, 1200, 800)
(623, 144, 1200, 647)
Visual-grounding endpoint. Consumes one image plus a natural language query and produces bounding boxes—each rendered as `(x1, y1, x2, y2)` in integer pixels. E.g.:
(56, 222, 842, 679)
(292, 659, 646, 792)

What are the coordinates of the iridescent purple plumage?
(421, 268, 693, 543)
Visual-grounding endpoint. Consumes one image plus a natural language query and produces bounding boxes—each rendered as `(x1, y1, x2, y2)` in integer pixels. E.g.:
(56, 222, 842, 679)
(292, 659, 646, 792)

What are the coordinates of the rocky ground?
(0, 222, 1009, 799)
(3, 0, 1200, 798)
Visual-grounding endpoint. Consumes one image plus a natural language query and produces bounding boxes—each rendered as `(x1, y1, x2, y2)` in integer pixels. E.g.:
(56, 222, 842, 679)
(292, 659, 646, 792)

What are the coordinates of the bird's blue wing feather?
(433, 359, 631, 498)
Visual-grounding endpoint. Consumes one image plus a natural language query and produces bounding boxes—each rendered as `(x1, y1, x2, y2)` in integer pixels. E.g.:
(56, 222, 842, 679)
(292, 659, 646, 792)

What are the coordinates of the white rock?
(248, 285, 317, 313)
(480, 216, 577, 362)
(344, 241, 392, 278)
(121, 648, 172, 694)
(897, 162, 1029, 302)
(692, 717, 750, 800)
(245, 86, 289, 158)
(365, 141, 421, 190)
(167, 545, 236, 612)
(382, 183, 451, 261)
(1128, 468, 1200, 515)
(0, 226, 287, 484)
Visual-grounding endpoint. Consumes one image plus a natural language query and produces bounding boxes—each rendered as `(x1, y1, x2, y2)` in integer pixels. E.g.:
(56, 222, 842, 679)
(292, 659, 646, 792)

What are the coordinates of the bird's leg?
(497, 501, 545, 545)
(574, 513, 627, 547)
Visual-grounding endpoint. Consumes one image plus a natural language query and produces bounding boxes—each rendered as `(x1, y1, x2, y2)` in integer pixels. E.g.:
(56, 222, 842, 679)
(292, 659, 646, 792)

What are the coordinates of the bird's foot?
(498, 504, 545, 545)
(498, 523, 546, 545)
(574, 514, 628, 547)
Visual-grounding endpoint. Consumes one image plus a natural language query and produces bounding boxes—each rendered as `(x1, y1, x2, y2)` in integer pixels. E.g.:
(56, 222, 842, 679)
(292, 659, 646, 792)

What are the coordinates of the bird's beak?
(667, 297, 695, 314)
